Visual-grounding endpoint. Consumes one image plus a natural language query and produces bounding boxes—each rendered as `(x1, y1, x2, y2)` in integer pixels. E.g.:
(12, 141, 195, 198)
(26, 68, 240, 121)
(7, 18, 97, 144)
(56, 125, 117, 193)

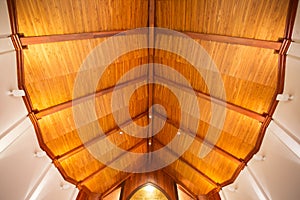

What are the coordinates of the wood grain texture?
(122, 171, 176, 200)
(156, 0, 289, 40)
(16, 0, 148, 36)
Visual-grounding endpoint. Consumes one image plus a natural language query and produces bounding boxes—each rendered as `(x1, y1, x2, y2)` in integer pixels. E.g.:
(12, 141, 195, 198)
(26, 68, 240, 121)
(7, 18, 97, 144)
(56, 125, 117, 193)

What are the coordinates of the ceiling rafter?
(56, 111, 147, 162)
(155, 111, 243, 164)
(100, 175, 129, 199)
(77, 139, 146, 186)
(155, 75, 266, 122)
(20, 30, 123, 46)
(182, 31, 282, 50)
(154, 139, 219, 188)
(19, 30, 283, 51)
(35, 75, 147, 118)
(147, 0, 155, 152)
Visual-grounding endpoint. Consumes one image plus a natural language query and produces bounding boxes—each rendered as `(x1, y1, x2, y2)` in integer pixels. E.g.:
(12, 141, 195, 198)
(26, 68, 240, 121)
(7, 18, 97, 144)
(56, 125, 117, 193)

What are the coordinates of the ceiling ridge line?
(147, 0, 155, 154)
(155, 75, 266, 122)
(154, 111, 243, 164)
(56, 111, 148, 162)
(35, 75, 147, 118)
(154, 138, 219, 188)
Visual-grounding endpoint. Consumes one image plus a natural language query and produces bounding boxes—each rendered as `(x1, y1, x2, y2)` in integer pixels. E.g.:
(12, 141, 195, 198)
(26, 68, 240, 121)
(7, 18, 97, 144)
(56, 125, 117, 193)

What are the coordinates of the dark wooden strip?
(36, 75, 147, 118)
(156, 76, 266, 122)
(20, 30, 124, 45)
(182, 31, 282, 50)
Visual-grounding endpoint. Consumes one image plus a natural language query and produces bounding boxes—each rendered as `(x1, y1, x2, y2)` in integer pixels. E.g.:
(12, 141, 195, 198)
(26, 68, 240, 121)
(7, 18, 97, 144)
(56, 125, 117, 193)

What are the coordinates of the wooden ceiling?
(7, 0, 297, 199)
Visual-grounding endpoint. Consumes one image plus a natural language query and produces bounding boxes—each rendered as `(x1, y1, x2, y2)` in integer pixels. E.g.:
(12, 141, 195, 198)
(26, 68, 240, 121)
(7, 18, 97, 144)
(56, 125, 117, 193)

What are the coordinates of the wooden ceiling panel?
(83, 142, 148, 194)
(16, 0, 148, 36)
(154, 39, 278, 114)
(155, 130, 239, 184)
(153, 88, 262, 160)
(164, 159, 217, 195)
(24, 40, 148, 110)
(156, 0, 289, 40)
(60, 148, 105, 182)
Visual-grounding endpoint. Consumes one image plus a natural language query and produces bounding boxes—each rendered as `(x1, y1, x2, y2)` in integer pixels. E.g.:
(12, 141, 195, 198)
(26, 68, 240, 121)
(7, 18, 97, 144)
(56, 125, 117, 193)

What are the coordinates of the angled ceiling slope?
(6, 0, 297, 199)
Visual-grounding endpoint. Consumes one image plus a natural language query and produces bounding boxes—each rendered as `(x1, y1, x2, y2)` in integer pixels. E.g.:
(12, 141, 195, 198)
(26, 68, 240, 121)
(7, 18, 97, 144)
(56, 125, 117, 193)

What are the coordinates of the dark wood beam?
(155, 111, 242, 164)
(147, 0, 155, 153)
(19, 29, 283, 51)
(155, 139, 219, 188)
(156, 76, 266, 122)
(78, 139, 146, 185)
(269, 0, 298, 116)
(35, 75, 147, 118)
(100, 175, 131, 199)
(284, 0, 299, 40)
(177, 185, 197, 200)
(182, 31, 282, 50)
(162, 169, 198, 199)
(56, 112, 147, 162)
(20, 30, 124, 46)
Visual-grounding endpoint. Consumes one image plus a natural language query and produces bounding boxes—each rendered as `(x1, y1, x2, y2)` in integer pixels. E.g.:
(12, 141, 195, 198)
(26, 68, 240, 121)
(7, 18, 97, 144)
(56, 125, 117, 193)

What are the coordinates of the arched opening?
(128, 183, 170, 200)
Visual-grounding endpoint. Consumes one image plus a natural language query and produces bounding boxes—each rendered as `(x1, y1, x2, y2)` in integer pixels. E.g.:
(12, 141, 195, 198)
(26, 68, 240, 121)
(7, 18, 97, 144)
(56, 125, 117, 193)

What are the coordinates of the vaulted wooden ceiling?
(7, 0, 297, 199)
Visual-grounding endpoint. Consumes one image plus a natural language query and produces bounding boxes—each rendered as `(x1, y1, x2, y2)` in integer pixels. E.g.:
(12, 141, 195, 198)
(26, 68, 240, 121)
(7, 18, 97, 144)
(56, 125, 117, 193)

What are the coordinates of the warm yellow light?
(144, 185, 155, 193)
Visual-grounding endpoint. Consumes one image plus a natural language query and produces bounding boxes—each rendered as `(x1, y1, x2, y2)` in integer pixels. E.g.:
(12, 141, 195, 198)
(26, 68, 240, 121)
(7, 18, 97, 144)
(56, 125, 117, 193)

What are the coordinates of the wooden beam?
(6, 0, 18, 34)
(78, 139, 146, 185)
(182, 31, 282, 50)
(284, 0, 299, 40)
(177, 184, 197, 200)
(19, 29, 283, 51)
(35, 75, 147, 118)
(56, 112, 147, 162)
(162, 169, 198, 200)
(20, 30, 124, 46)
(245, 116, 272, 162)
(156, 76, 266, 122)
(100, 175, 131, 199)
(155, 139, 219, 188)
(147, 0, 155, 153)
(155, 111, 242, 164)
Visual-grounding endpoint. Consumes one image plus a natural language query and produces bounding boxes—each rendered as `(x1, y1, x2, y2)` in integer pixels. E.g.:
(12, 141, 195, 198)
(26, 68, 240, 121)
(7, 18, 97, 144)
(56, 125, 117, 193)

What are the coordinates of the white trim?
(287, 42, 300, 58)
(269, 120, 300, 159)
(246, 167, 270, 200)
(0, 116, 31, 153)
(70, 188, 79, 200)
(0, 0, 11, 37)
(0, 37, 14, 54)
(219, 189, 227, 200)
(25, 163, 53, 200)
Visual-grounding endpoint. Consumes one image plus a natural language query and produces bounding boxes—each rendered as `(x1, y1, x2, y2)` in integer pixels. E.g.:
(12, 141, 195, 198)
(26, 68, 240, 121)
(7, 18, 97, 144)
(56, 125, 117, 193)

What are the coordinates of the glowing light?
(145, 185, 155, 192)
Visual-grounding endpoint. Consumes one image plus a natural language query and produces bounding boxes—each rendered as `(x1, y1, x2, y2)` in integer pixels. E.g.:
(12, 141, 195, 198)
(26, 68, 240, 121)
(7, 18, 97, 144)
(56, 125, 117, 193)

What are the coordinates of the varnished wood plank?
(156, 76, 266, 122)
(78, 139, 146, 185)
(155, 139, 219, 188)
(155, 111, 242, 165)
(162, 169, 198, 199)
(20, 29, 283, 50)
(284, 0, 299, 39)
(56, 112, 147, 162)
(35, 75, 147, 118)
(20, 30, 123, 45)
(183, 32, 282, 50)
(147, 0, 155, 153)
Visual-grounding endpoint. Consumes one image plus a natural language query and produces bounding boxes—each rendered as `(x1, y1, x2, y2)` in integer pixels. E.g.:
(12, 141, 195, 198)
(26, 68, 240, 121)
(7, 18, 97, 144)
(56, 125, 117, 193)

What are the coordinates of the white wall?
(0, 1, 79, 199)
